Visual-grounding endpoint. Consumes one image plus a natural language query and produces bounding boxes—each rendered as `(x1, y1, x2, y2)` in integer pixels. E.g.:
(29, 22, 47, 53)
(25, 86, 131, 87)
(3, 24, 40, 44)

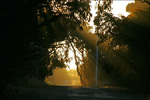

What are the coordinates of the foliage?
(93, 0, 150, 89)
(1, 0, 150, 91)
(0, 0, 92, 86)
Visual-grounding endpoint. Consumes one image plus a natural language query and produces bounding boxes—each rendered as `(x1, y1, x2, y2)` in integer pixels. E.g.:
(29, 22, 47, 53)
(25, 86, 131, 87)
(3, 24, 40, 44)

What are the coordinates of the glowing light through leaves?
(89, 0, 135, 34)
(111, 0, 135, 18)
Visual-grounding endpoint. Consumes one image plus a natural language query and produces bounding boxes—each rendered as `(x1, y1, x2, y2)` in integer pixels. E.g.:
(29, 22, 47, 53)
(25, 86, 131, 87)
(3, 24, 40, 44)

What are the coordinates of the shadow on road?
(2, 86, 149, 100)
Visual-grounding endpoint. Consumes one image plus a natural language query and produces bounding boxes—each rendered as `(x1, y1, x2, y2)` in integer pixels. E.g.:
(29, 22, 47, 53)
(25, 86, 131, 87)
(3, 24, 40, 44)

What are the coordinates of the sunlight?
(66, 50, 76, 70)
(89, 0, 98, 34)
(89, 0, 135, 33)
(52, 40, 82, 71)
(45, 68, 81, 86)
(111, 0, 135, 18)
(46, 40, 83, 86)
(66, 43, 83, 70)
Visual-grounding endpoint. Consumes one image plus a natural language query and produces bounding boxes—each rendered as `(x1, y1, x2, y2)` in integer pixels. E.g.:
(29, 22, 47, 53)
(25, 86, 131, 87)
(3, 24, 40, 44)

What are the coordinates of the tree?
(0, 0, 93, 85)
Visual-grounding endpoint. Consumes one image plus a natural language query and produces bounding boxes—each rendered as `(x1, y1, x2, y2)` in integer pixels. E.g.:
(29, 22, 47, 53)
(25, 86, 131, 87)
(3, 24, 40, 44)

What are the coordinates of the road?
(7, 86, 149, 100)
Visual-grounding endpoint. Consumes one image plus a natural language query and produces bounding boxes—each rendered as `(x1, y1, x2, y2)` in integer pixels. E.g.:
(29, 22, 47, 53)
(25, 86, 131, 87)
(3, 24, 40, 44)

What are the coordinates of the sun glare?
(66, 44, 83, 71)
(89, 1, 98, 34)
(111, 0, 135, 18)
(66, 50, 77, 70)
(89, 0, 135, 32)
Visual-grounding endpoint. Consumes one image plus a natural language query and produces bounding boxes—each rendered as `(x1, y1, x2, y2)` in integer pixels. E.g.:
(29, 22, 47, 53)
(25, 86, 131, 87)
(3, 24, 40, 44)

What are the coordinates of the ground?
(3, 86, 149, 100)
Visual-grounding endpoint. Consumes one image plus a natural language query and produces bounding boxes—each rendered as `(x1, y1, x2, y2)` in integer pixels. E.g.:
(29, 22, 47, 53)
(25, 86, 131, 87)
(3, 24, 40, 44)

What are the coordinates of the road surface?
(6, 86, 149, 100)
